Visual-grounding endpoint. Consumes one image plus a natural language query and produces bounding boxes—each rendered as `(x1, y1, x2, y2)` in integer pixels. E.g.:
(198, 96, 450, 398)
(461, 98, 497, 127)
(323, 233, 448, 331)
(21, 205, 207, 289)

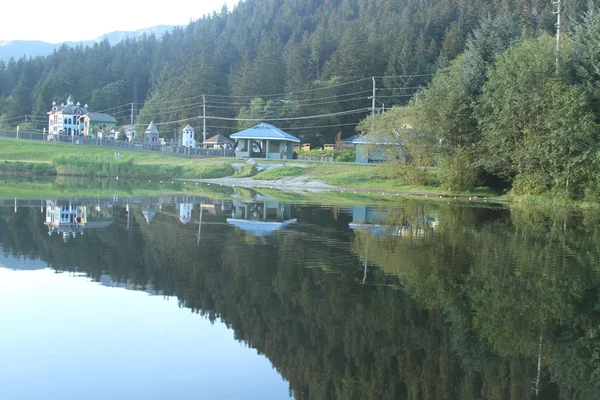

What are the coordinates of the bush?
(253, 166, 305, 180)
(185, 162, 234, 179)
(0, 161, 56, 176)
(296, 149, 356, 162)
(437, 148, 479, 191)
(233, 163, 258, 178)
(511, 172, 551, 196)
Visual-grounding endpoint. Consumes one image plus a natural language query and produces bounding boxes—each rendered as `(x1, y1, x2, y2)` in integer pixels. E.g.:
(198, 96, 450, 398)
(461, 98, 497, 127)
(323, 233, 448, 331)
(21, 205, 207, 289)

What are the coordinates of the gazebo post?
(266, 140, 270, 159)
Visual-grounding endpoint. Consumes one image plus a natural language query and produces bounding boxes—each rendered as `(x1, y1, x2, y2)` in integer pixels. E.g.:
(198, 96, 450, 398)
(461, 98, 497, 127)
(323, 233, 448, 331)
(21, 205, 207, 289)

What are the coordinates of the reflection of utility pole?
(197, 203, 204, 246)
(362, 235, 368, 284)
(532, 332, 543, 397)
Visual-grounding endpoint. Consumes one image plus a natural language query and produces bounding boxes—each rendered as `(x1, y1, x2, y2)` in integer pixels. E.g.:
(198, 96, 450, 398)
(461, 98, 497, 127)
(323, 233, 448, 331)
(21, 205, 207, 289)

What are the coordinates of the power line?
(204, 77, 373, 99)
(206, 107, 370, 122)
(205, 89, 375, 106)
(144, 107, 370, 127)
(205, 95, 372, 110)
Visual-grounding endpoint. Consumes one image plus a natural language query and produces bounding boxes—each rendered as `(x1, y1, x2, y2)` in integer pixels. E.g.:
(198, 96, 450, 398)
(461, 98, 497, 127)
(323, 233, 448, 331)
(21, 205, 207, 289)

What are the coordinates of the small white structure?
(180, 124, 196, 148)
(144, 121, 160, 143)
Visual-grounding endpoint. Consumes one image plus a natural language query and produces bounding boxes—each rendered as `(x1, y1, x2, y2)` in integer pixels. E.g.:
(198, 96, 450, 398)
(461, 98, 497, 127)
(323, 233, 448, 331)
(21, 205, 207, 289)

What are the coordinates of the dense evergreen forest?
(1, 0, 599, 200)
(0, 0, 590, 140)
(2, 200, 600, 399)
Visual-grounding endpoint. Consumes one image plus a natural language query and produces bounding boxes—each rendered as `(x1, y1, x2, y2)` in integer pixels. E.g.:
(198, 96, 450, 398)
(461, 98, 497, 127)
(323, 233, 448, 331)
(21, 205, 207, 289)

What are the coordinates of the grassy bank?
(0, 176, 235, 199)
(0, 139, 234, 179)
(2, 139, 594, 208)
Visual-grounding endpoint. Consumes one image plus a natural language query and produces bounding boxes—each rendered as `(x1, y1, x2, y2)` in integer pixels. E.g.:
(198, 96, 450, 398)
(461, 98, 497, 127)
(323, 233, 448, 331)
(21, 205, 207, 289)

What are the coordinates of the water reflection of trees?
(0, 201, 599, 399)
(354, 201, 600, 399)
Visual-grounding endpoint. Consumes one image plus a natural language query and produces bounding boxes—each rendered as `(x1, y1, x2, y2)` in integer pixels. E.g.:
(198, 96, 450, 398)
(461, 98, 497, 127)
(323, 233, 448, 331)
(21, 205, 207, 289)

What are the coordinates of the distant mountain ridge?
(0, 25, 175, 61)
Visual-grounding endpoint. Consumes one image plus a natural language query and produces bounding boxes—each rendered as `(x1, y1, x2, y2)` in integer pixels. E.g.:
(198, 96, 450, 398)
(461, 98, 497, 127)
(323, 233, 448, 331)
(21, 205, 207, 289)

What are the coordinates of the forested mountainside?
(0, 0, 588, 141)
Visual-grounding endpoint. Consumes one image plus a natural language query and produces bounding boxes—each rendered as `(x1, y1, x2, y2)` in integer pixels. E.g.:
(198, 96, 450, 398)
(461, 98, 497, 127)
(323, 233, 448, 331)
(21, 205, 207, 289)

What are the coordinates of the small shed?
(203, 133, 234, 149)
(144, 121, 160, 143)
(231, 123, 300, 159)
(352, 134, 402, 164)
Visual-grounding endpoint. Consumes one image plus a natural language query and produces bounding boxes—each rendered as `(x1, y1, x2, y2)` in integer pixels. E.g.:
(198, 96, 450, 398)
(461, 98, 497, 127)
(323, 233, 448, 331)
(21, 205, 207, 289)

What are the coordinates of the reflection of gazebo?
(231, 123, 299, 159)
(227, 200, 296, 236)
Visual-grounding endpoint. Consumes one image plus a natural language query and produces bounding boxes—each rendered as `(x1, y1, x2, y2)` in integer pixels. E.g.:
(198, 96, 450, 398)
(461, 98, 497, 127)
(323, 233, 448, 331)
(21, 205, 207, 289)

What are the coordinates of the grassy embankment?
(0, 139, 503, 201)
(0, 139, 234, 179)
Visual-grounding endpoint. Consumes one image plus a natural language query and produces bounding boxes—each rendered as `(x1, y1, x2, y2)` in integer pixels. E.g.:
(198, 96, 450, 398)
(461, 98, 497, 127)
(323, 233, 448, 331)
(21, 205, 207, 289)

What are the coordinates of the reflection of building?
(227, 200, 296, 236)
(142, 204, 158, 224)
(45, 200, 87, 241)
(179, 203, 193, 224)
(349, 206, 437, 238)
(44, 199, 115, 241)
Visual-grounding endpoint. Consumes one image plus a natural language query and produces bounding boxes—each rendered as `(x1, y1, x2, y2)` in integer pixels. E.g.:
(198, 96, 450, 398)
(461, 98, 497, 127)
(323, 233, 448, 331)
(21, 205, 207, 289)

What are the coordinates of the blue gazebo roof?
(230, 123, 300, 143)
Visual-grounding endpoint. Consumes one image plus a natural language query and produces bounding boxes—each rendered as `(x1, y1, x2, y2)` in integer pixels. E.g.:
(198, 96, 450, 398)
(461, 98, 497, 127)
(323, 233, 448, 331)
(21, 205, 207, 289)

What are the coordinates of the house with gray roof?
(203, 133, 234, 149)
(230, 123, 300, 159)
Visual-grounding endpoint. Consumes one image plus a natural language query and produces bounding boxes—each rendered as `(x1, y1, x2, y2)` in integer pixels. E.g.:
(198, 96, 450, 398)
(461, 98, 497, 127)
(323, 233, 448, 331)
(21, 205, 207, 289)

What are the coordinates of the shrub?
(233, 163, 258, 178)
(253, 166, 305, 180)
(511, 172, 551, 196)
(437, 148, 479, 191)
(296, 149, 356, 162)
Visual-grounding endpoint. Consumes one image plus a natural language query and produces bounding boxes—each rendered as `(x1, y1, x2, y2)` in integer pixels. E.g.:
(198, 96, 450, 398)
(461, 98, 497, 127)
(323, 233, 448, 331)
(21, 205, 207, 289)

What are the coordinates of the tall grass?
(233, 163, 258, 178)
(51, 155, 233, 179)
(253, 166, 305, 180)
(0, 161, 56, 176)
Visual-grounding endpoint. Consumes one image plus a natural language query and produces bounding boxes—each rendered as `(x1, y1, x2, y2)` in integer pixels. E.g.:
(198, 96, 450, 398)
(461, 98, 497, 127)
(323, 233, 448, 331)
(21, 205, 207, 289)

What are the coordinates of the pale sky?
(0, 0, 241, 43)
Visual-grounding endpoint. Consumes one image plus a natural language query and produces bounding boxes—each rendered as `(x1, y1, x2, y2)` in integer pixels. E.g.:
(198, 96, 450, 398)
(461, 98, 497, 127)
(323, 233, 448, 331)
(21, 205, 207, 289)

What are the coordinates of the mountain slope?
(0, 25, 174, 60)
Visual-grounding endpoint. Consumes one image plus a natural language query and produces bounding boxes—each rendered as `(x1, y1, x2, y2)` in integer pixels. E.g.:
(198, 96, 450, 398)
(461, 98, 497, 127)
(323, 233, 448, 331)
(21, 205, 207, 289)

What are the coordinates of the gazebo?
(230, 123, 300, 159)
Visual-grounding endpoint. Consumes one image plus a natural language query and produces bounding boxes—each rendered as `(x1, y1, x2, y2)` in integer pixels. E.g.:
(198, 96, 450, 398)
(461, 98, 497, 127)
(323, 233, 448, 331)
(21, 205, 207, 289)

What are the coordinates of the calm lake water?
(0, 194, 599, 399)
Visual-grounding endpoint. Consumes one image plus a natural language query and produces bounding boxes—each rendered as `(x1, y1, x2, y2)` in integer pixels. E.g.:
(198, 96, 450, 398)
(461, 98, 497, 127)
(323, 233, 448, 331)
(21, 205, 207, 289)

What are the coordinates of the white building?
(180, 124, 196, 148)
(47, 95, 86, 138)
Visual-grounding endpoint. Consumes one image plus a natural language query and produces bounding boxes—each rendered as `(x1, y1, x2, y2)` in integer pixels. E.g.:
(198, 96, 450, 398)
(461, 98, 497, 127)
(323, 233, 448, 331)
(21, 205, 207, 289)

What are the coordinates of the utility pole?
(130, 102, 134, 128)
(202, 94, 207, 142)
(371, 77, 376, 116)
(553, 0, 562, 74)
